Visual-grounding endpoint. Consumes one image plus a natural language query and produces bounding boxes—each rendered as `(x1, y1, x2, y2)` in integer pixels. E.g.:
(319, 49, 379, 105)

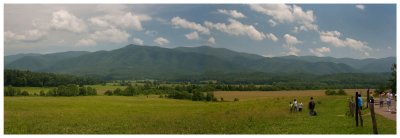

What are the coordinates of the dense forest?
(4, 69, 104, 87)
(5, 69, 391, 89)
(156, 72, 391, 89)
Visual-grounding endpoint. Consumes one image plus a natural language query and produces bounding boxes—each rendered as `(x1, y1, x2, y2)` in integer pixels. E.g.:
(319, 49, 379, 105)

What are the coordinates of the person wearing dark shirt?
(308, 97, 316, 116)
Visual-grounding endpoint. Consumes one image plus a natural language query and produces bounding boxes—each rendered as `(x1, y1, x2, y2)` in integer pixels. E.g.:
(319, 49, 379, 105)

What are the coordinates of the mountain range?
(5, 44, 395, 80)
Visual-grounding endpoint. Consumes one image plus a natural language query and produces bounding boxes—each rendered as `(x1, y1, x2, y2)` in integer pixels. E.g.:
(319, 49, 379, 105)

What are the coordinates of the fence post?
(367, 89, 370, 108)
(370, 102, 378, 134)
(355, 92, 359, 127)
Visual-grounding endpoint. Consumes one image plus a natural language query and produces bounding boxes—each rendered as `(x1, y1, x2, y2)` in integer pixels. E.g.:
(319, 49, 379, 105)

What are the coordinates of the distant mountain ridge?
(5, 44, 395, 79)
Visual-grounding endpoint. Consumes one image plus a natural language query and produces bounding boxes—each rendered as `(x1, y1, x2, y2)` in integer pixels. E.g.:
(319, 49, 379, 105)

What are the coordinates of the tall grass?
(4, 90, 396, 134)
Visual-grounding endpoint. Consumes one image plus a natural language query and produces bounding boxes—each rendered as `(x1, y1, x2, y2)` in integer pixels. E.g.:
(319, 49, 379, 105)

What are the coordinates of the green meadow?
(4, 89, 396, 134)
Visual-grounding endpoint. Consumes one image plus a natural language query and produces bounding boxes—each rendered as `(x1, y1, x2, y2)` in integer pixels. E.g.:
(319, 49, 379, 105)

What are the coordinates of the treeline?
(160, 72, 390, 89)
(325, 89, 347, 95)
(104, 84, 217, 101)
(4, 86, 29, 96)
(114, 80, 383, 92)
(4, 85, 97, 96)
(4, 69, 104, 87)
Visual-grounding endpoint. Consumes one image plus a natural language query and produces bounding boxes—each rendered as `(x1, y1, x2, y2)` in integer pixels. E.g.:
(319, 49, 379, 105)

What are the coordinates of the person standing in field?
(293, 98, 298, 112)
(369, 94, 374, 104)
(308, 97, 316, 116)
(386, 91, 393, 112)
(298, 102, 303, 112)
(357, 94, 363, 110)
(357, 93, 363, 126)
(289, 102, 293, 112)
(379, 92, 384, 108)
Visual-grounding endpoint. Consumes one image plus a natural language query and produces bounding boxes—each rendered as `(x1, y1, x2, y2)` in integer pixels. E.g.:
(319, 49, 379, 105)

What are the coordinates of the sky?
(4, 4, 396, 59)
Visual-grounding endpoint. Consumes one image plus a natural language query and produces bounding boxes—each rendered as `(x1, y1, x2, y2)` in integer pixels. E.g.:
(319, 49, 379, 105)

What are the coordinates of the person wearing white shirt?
(386, 91, 393, 112)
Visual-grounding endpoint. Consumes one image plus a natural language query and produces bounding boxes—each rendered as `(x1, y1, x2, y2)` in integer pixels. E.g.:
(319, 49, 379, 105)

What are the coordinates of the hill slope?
(280, 55, 395, 72)
(5, 44, 394, 79)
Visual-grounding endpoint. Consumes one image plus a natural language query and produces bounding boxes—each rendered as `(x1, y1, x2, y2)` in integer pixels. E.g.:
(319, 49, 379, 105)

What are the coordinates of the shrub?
(21, 91, 30, 96)
(325, 89, 336, 95)
(170, 91, 191, 99)
(234, 98, 239, 102)
(4, 86, 21, 96)
(123, 85, 136, 96)
(104, 90, 113, 96)
(39, 90, 46, 96)
(337, 89, 347, 95)
(113, 88, 122, 95)
(192, 91, 204, 101)
(206, 92, 214, 101)
(86, 87, 97, 95)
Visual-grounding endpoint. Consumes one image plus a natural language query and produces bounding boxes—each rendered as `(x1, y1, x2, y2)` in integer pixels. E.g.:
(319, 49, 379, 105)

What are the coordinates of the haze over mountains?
(5, 44, 395, 80)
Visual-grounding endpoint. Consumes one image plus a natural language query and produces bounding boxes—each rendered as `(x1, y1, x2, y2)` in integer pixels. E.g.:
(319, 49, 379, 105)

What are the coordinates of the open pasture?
(4, 89, 396, 134)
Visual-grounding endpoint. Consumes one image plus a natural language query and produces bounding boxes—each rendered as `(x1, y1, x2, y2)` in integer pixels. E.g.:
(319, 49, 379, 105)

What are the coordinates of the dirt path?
(372, 100, 396, 121)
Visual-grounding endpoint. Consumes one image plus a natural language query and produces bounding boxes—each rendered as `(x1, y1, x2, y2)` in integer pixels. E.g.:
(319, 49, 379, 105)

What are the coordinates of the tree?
(4, 86, 21, 96)
(104, 90, 113, 96)
(206, 92, 214, 101)
(79, 87, 88, 96)
(86, 87, 97, 95)
(325, 89, 336, 95)
(123, 85, 136, 96)
(21, 91, 30, 96)
(337, 89, 347, 95)
(388, 64, 396, 94)
(113, 88, 123, 95)
(39, 90, 46, 96)
(192, 91, 204, 101)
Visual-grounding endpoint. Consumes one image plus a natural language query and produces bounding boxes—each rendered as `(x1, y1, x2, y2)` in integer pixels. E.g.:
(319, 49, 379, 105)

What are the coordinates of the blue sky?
(4, 4, 396, 59)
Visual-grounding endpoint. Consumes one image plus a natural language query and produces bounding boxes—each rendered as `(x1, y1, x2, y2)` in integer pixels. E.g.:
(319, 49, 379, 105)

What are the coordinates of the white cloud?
(171, 16, 210, 35)
(268, 19, 277, 27)
(320, 31, 345, 47)
(364, 52, 370, 56)
(266, 33, 279, 42)
(207, 37, 216, 45)
(250, 4, 318, 32)
(90, 28, 130, 43)
(50, 10, 87, 33)
(5, 29, 46, 42)
(283, 34, 302, 56)
(89, 12, 151, 31)
(283, 45, 301, 56)
(250, 4, 293, 23)
(88, 17, 109, 28)
(217, 9, 246, 19)
(283, 34, 302, 45)
(154, 37, 170, 46)
(344, 38, 371, 52)
(75, 38, 96, 46)
(132, 37, 144, 45)
(319, 30, 372, 54)
(185, 31, 200, 40)
(356, 5, 365, 10)
(309, 47, 331, 57)
(205, 19, 274, 41)
(95, 4, 127, 15)
(58, 40, 65, 44)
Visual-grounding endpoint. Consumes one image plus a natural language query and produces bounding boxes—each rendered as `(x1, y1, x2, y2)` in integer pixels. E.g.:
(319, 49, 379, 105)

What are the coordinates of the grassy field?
(4, 89, 396, 134)
(18, 85, 127, 95)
